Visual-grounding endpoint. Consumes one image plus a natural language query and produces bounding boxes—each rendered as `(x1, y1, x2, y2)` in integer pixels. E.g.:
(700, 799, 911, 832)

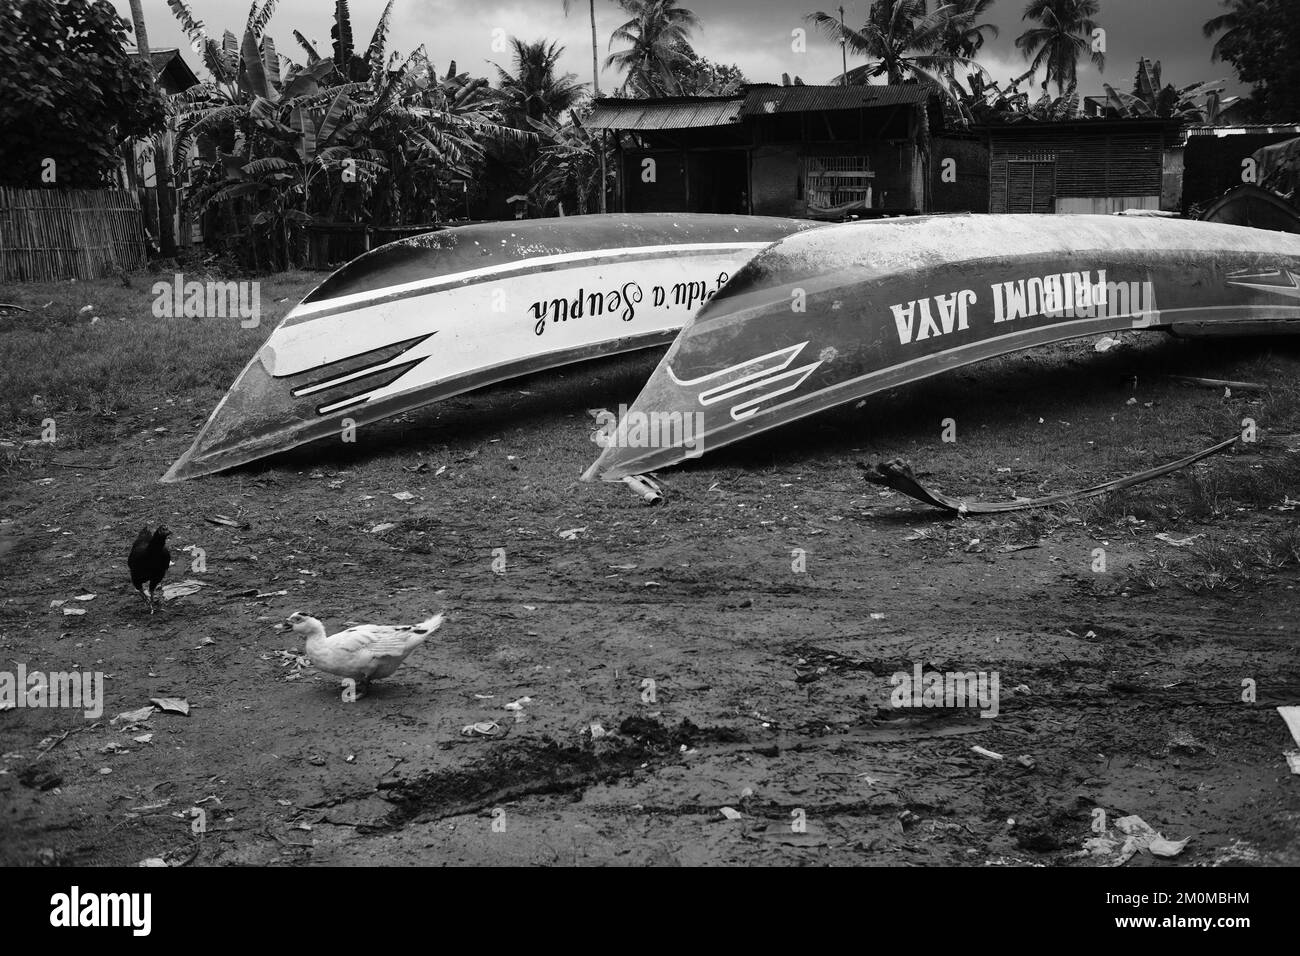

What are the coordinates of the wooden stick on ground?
(860, 436, 1239, 515)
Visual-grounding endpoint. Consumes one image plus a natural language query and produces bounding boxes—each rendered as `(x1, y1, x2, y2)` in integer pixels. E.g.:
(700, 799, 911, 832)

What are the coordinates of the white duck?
(285, 611, 444, 695)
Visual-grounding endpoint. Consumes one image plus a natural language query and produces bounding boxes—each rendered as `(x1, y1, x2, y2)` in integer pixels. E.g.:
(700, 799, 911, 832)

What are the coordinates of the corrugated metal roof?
(586, 85, 936, 130)
(1184, 124, 1300, 137)
(586, 97, 744, 130)
(740, 84, 933, 115)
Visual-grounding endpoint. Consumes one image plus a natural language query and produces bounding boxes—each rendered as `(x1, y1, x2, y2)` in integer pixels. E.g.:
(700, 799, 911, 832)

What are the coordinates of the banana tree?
(1099, 58, 1233, 122)
(169, 0, 526, 262)
(369, 55, 535, 224)
(527, 110, 609, 216)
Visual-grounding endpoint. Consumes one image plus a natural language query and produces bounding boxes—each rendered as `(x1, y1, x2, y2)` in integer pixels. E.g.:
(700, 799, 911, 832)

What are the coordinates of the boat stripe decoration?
(289, 333, 437, 397)
(1225, 269, 1300, 298)
(313, 358, 432, 416)
(289, 242, 775, 321)
(670, 343, 825, 422)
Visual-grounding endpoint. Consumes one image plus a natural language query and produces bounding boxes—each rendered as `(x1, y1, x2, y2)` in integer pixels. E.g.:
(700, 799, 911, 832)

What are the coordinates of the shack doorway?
(686, 150, 750, 214)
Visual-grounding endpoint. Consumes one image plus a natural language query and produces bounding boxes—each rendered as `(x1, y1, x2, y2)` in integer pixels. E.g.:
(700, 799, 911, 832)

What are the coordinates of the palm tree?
(562, 0, 608, 212)
(492, 39, 586, 126)
(937, 0, 999, 58)
(562, 0, 604, 93)
(1014, 0, 1105, 96)
(1202, 0, 1261, 63)
(806, 2, 982, 100)
(606, 0, 701, 96)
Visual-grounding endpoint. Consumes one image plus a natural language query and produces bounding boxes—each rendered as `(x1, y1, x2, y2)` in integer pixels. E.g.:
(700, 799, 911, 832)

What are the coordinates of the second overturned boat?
(585, 214, 1300, 480)
(163, 214, 820, 481)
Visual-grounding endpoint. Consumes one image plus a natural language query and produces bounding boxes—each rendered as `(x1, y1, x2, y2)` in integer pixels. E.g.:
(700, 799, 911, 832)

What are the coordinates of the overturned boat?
(163, 214, 820, 481)
(585, 214, 1300, 481)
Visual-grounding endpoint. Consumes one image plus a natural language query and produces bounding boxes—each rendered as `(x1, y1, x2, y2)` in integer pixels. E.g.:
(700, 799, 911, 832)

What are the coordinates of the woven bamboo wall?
(0, 187, 148, 282)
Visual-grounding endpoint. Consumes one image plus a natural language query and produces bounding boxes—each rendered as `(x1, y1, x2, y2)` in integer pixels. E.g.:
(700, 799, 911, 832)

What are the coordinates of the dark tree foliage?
(0, 0, 164, 188)
(1205, 0, 1300, 121)
(676, 49, 747, 95)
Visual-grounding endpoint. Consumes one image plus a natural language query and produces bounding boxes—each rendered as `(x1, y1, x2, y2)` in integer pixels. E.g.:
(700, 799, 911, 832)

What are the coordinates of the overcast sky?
(111, 0, 1245, 99)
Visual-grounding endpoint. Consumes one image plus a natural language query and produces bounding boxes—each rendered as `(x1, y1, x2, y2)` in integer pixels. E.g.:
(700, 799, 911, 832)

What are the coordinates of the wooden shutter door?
(1007, 161, 1056, 213)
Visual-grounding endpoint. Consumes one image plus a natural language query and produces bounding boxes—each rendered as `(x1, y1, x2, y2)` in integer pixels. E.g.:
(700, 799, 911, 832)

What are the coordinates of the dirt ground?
(2, 288, 1299, 866)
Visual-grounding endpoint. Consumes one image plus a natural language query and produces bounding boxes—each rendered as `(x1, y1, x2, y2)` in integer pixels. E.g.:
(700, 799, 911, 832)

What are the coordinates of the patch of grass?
(1126, 525, 1300, 593)
(0, 272, 317, 456)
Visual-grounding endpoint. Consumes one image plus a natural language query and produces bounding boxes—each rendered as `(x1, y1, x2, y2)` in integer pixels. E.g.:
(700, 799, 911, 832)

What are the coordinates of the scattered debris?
(1155, 533, 1203, 548)
(1113, 815, 1191, 862)
(1168, 375, 1267, 392)
(1166, 731, 1212, 756)
(111, 706, 155, 726)
(149, 697, 190, 716)
(996, 543, 1040, 554)
(558, 527, 587, 540)
(204, 515, 242, 528)
(160, 579, 207, 600)
(719, 806, 743, 821)
(503, 696, 533, 711)
(971, 745, 1004, 760)
(460, 721, 506, 738)
(621, 474, 663, 505)
(392, 492, 415, 502)
(368, 522, 397, 534)
(272, 649, 310, 676)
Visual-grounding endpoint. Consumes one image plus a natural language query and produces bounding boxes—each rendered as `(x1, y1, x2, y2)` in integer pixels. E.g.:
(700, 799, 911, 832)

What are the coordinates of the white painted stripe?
(293, 359, 406, 397)
(669, 343, 807, 388)
(291, 242, 773, 318)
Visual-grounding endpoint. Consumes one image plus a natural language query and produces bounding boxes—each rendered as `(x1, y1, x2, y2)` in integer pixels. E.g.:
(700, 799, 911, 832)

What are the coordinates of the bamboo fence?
(0, 187, 148, 282)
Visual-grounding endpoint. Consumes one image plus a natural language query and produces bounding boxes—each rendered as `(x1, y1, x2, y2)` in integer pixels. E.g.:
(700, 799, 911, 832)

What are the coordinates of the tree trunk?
(590, 0, 606, 213)
(128, 0, 178, 259)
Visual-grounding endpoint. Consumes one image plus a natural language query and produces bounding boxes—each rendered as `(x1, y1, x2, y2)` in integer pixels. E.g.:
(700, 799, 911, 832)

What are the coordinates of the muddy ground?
(1, 297, 1298, 866)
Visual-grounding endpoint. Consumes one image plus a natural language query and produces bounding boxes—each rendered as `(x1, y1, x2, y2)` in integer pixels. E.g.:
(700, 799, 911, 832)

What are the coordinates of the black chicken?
(128, 526, 171, 613)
